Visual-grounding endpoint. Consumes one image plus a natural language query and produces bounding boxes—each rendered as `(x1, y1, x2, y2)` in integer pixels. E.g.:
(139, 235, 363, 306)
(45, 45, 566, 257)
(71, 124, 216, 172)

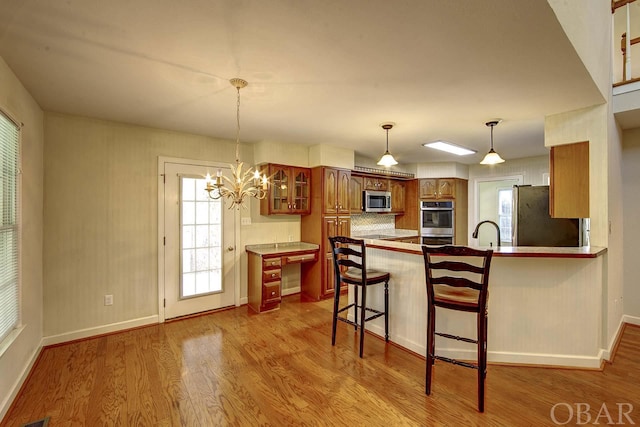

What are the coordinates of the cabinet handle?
(271, 291, 276, 296)
(271, 273, 276, 277)
(293, 204, 297, 209)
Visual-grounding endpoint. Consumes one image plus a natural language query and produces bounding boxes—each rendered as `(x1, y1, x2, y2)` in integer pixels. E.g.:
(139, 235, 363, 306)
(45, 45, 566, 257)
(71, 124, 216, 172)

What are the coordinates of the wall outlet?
(241, 217, 251, 226)
(104, 294, 113, 306)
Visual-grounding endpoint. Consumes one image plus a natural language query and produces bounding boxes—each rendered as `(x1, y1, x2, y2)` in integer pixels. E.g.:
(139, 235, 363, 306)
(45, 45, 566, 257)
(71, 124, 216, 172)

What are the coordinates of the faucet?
(472, 220, 501, 247)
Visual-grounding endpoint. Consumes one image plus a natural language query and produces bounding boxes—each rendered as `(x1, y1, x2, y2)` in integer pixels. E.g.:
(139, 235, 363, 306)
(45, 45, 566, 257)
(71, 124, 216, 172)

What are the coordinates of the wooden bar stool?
(329, 236, 390, 358)
(421, 245, 493, 412)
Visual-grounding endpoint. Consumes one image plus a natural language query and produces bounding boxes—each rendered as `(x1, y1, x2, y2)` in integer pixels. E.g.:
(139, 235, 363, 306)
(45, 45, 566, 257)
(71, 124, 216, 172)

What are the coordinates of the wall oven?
(420, 201, 454, 245)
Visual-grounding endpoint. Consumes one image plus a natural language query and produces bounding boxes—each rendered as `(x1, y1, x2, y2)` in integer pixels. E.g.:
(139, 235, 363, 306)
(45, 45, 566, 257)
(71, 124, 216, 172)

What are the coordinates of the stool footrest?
(432, 354, 478, 370)
(336, 306, 386, 325)
(435, 331, 477, 344)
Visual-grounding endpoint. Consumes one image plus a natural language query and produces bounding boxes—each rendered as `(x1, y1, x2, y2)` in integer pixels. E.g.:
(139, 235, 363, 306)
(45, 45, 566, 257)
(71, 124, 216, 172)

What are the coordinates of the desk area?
(246, 242, 319, 313)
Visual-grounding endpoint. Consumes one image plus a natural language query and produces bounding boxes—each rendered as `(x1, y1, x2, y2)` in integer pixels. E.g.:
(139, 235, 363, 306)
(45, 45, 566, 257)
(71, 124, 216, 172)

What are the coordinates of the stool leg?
(359, 285, 367, 358)
(425, 303, 435, 395)
(384, 280, 389, 342)
(477, 310, 488, 412)
(331, 278, 340, 346)
(353, 286, 359, 331)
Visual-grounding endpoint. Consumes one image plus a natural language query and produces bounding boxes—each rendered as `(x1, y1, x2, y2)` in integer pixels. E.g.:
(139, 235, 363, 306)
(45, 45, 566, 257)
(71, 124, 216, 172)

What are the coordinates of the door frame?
(157, 156, 241, 322)
(472, 175, 523, 241)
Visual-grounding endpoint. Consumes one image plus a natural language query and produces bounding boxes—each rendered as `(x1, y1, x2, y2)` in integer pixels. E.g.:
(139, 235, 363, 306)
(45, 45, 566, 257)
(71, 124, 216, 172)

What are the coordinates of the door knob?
(227, 246, 234, 252)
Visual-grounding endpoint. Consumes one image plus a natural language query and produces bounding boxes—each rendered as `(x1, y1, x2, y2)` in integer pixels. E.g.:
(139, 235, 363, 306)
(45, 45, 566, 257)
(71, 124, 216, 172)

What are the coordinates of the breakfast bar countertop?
(245, 241, 319, 256)
(361, 238, 607, 258)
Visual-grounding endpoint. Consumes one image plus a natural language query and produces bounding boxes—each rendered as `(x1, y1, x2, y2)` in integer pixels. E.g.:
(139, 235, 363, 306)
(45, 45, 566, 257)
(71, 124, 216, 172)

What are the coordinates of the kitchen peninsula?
(355, 239, 608, 368)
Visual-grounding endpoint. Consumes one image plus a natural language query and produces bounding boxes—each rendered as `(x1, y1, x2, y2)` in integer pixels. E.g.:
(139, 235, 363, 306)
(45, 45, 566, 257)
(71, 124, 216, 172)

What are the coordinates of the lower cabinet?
(247, 249, 318, 313)
(248, 254, 282, 313)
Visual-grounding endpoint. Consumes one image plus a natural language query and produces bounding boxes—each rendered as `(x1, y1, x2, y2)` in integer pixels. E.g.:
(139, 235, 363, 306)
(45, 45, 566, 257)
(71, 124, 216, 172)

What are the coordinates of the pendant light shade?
(377, 122, 398, 167)
(480, 120, 505, 165)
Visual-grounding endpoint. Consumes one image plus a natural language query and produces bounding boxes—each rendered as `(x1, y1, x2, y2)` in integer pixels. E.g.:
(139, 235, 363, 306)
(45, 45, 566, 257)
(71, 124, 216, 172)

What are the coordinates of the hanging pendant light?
(377, 122, 398, 167)
(205, 78, 269, 208)
(480, 120, 505, 165)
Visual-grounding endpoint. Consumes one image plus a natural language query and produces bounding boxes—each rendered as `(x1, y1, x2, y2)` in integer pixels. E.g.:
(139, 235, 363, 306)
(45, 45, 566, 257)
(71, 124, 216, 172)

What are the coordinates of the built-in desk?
(246, 242, 319, 313)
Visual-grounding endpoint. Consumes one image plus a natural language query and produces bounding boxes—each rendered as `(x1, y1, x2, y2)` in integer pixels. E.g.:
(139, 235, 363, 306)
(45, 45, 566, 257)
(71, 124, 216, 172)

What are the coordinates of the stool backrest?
(421, 245, 493, 312)
(329, 236, 367, 287)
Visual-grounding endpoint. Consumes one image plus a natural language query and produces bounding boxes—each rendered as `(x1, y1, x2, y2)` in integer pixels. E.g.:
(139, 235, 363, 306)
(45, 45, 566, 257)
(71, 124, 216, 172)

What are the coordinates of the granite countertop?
(245, 241, 319, 256)
(351, 228, 419, 240)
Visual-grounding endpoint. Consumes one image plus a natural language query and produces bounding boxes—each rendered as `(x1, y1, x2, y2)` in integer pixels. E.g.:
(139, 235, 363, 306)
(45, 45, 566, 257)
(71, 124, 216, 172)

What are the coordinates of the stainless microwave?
(363, 190, 392, 212)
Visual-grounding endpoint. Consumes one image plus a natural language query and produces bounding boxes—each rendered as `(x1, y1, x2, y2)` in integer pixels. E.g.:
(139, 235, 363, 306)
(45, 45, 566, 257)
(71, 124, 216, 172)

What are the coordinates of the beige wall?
(0, 58, 44, 418)
(621, 128, 640, 318)
(547, 0, 627, 348)
(43, 113, 300, 337)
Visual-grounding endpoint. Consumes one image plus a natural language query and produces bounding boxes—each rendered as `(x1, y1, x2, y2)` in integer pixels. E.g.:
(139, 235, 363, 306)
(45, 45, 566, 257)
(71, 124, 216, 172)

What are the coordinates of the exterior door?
(163, 161, 236, 319)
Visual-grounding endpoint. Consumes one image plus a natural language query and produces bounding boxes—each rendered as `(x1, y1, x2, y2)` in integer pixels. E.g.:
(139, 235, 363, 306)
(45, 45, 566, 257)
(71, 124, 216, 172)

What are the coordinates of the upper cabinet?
(389, 180, 405, 214)
(550, 141, 589, 218)
(349, 175, 364, 214)
(260, 164, 311, 215)
(323, 167, 351, 215)
(419, 178, 456, 199)
(363, 176, 388, 191)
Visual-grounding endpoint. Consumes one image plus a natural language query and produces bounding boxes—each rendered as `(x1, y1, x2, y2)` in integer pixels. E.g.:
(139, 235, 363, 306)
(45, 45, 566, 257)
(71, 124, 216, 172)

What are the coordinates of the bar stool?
(329, 236, 390, 358)
(421, 245, 493, 412)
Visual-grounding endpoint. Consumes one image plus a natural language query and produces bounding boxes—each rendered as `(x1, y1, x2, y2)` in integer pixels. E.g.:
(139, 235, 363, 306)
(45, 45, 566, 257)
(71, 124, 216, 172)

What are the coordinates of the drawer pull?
(271, 273, 276, 277)
(271, 291, 276, 296)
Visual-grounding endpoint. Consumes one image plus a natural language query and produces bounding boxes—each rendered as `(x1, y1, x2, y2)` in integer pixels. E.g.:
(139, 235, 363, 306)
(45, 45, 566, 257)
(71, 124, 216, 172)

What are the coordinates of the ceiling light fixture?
(377, 122, 398, 167)
(480, 120, 505, 165)
(205, 78, 269, 208)
(423, 141, 477, 156)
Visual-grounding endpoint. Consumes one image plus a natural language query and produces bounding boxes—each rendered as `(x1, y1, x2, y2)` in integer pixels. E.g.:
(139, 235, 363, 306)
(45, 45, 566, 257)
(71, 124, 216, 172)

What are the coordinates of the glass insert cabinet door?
(293, 168, 309, 212)
(180, 176, 223, 298)
(271, 167, 290, 212)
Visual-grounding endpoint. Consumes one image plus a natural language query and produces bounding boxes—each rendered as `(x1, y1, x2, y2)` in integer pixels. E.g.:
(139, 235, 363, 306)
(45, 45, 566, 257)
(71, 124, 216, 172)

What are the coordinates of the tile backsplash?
(351, 213, 396, 233)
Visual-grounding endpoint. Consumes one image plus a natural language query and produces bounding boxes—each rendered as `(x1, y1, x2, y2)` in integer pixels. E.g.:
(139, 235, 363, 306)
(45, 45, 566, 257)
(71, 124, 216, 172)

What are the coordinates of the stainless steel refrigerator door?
(512, 185, 580, 247)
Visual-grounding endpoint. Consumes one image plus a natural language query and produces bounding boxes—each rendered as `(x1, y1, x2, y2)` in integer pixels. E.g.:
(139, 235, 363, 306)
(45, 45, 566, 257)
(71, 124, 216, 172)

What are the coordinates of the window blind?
(0, 111, 19, 344)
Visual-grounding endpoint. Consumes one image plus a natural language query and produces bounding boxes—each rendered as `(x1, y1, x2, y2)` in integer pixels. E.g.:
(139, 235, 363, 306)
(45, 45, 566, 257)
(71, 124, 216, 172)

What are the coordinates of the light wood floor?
(3, 296, 639, 426)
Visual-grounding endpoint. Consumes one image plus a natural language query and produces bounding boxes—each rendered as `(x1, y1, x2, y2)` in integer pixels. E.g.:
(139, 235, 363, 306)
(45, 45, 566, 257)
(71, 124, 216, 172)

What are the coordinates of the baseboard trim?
(41, 315, 159, 347)
(366, 323, 602, 369)
(282, 287, 301, 297)
(0, 341, 43, 421)
(623, 314, 640, 326)
(602, 317, 627, 362)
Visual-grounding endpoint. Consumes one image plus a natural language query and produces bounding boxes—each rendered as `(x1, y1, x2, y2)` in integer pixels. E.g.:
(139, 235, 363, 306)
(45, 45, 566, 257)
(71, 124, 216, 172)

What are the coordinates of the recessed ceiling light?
(423, 141, 477, 156)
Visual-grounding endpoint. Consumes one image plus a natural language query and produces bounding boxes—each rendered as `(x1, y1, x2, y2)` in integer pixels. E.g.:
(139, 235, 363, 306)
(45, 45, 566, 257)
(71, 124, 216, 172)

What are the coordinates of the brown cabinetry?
(247, 246, 318, 313)
(389, 180, 405, 214)
(260, 164, 311, 215)
(364, 176, 388, 191)
(550, 141, 589, 218)
(301, 166, 351, 300)
(349, 175, 364, 213)
(323, 168, 351, 215)
(248, 254, 282, 313)
(419, 178, 456, 199)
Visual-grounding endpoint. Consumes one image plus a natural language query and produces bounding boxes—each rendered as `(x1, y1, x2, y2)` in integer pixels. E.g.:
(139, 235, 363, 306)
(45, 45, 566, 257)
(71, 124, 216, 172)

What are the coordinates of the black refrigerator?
(512, 185, 581, 247)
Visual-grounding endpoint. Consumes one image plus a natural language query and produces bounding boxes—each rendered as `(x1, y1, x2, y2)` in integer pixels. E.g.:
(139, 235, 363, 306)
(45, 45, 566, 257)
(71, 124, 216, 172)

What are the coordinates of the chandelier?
(205, 78, 268, 208)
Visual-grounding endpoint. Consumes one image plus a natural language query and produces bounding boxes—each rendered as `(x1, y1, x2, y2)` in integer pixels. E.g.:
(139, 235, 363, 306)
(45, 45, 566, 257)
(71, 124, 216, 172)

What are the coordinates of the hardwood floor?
(3, 296, 639, 426)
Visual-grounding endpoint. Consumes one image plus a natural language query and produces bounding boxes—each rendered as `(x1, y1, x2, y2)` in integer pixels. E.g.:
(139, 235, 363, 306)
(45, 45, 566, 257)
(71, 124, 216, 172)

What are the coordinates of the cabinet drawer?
(263, 269, 281, 282)
(263, 257, 282, 269)
(284, 251, 318, 264)
(263, 281, 281, 304)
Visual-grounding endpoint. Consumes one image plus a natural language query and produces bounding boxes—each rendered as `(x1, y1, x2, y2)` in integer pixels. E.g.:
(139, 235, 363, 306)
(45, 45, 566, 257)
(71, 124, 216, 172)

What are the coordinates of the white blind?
(0, 111, 19, 343)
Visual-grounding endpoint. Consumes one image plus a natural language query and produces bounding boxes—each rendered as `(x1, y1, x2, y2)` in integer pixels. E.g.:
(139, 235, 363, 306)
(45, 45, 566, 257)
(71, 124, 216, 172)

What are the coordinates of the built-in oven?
(420, 200, 454, 245)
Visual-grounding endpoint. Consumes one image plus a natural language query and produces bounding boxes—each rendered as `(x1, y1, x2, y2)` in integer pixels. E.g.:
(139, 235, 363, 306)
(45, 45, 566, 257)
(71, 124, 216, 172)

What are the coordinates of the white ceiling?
(0, 0, 604, 165)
